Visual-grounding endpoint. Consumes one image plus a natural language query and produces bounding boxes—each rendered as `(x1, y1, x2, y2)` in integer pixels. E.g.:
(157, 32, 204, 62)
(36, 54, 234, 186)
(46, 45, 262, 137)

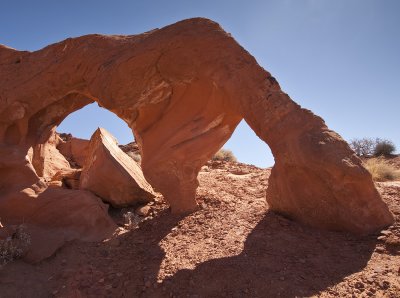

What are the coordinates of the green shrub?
(374, 139, 396, 157)
(364, 158, 400, 182)
(212, 149, 237, 162)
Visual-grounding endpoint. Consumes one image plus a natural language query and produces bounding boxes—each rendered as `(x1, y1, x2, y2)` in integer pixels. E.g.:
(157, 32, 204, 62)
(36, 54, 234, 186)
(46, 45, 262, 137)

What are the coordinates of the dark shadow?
(0, 207, 378, 297)
(93, 209, 186, 296)
(159, 211, 377, 298)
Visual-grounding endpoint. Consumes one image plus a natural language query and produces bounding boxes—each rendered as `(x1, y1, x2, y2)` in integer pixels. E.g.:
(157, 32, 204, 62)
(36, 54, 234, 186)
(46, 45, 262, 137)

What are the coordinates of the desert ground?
(1, 156, 399, 298)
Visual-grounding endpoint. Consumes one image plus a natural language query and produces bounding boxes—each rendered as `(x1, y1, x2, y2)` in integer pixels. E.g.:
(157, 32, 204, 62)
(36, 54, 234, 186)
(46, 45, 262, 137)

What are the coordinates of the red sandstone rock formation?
(57, 135, 90, 168)
(0, 18, 393, 242)
(30, 129, 71, 181)
(0, 187, 116, 263)
(80, 128, 155, 207)
(51, 168, 82, 189)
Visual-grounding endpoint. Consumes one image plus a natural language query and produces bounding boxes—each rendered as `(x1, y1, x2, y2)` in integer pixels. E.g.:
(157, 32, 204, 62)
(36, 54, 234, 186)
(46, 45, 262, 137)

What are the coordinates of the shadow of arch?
(164, 211, 376, 297)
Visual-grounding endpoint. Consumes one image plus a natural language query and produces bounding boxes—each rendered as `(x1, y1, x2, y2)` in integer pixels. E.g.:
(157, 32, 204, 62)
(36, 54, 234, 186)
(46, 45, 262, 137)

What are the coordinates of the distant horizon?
(2, 1, 399, 167)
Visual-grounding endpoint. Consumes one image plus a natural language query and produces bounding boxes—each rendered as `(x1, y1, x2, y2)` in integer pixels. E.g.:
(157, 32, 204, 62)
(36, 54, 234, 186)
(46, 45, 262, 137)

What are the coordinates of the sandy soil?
(1, 160, 399, 298)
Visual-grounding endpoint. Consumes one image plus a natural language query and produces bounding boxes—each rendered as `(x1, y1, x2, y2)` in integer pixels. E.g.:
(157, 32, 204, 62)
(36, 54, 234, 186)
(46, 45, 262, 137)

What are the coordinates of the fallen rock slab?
(80, 128, 155, 207)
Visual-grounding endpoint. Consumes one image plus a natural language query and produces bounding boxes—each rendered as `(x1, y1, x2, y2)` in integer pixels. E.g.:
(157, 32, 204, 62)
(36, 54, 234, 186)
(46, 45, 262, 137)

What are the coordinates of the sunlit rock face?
(79, 127, 155, 207)
(0, 16, 393, 256)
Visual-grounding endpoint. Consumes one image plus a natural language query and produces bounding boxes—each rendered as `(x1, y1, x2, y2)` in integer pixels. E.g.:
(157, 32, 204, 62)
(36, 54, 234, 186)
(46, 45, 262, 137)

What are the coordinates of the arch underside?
(0, 17, 393, 249)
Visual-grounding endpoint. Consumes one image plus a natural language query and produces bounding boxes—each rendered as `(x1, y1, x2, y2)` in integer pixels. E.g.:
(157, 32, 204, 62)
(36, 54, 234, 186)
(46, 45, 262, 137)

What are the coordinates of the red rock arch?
(0, 18, 393, 242)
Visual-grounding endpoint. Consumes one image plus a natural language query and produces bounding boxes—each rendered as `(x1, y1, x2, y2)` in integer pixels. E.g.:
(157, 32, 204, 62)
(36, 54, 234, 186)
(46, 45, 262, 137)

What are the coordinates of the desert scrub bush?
(363, 158, 400, 182)
(0, 224, 31, 268)
(350, 137, 397, 157)
(349, 138, 375, 156)
(126, 151, 141, 163)
(374, 139, 396, 157)
(212, 149, 237, 162)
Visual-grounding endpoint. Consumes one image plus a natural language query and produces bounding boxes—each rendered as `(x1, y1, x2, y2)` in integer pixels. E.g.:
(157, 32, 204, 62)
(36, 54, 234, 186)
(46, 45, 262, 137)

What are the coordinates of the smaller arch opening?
(217, 120, 274, 169)
(54, 101, 140, 171)
(57, 102, 134, 147)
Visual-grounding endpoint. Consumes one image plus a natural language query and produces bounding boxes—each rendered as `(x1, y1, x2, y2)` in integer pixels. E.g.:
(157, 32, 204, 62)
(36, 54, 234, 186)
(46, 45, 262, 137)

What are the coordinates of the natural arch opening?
(29, 99, 155, 209)
(223, 120, 274, 169)
(57, 102, 134, 147)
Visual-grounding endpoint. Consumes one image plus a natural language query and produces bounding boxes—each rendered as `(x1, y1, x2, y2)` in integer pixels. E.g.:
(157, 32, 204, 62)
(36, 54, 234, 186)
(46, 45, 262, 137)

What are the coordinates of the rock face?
(0, 187, 116, 263)
(30, 129, 71, 181)
(119, 142, 141, 162)
(0, 18, 394, 235)
(57, 135, 90, 168)
(80, 128, 155, 207)
(51, 168, 82, 189)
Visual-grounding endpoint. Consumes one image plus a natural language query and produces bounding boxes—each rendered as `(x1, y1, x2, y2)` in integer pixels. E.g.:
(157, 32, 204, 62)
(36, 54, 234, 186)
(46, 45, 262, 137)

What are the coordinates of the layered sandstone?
(0, 18, 393, 240)
(80, 128, 155, 207)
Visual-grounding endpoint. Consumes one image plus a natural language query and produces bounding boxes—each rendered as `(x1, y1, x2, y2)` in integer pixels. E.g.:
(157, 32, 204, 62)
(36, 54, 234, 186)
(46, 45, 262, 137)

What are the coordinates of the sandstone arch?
(0, 18, 393, 243)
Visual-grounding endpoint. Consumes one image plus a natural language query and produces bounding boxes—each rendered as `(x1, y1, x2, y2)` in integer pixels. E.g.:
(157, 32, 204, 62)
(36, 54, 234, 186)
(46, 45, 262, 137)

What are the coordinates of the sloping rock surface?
(80, 128, 155, 207)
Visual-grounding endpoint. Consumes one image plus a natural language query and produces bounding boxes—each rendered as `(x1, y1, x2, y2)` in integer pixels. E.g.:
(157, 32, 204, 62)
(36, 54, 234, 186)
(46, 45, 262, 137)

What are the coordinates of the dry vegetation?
(0, 224, 31, 268)
(350, 137, 397, 157)
(212, 149, 237, 162)
(364, 158, 400, 182)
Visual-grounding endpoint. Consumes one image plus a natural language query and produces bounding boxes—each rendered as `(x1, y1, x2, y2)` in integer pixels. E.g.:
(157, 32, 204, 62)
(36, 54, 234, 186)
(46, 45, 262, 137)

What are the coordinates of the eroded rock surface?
(0, 17, 393, 239)
(57, 135, 89, 168)
(30, 129, 71, 181)
(0, 187, 116, 263)
(51, 168, 82, 189)
(80, 128, 155, 207)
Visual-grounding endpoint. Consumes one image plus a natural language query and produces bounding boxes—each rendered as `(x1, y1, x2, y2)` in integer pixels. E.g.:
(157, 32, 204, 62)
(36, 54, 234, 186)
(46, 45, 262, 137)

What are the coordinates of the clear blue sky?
(1, 0, 399, 167)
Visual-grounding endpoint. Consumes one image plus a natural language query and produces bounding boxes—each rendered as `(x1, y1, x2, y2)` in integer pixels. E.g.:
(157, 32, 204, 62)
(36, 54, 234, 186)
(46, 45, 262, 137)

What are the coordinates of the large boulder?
(79, 128, 155, 207)
(0, 187, 116, 263)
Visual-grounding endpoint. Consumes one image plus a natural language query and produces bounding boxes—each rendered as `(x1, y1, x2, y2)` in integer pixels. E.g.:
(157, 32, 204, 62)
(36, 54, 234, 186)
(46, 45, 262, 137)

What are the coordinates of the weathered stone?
(80, 128, 155, 207)
(0, 187, 116, 263)
(135, 205, 151, 217)
(57, 136, 90, 168)
(30, 129, 71, 181)
(51, 168, 82, 189)
(0, 18, 393, 238)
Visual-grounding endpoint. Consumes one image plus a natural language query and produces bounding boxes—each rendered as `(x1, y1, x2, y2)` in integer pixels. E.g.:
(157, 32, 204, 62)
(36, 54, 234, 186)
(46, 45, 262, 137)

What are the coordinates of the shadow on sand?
(116, 210, 376, 298)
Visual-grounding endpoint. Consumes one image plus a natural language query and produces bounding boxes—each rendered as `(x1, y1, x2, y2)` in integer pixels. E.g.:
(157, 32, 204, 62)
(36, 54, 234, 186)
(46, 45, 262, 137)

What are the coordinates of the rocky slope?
(1, 159, 399, 297)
